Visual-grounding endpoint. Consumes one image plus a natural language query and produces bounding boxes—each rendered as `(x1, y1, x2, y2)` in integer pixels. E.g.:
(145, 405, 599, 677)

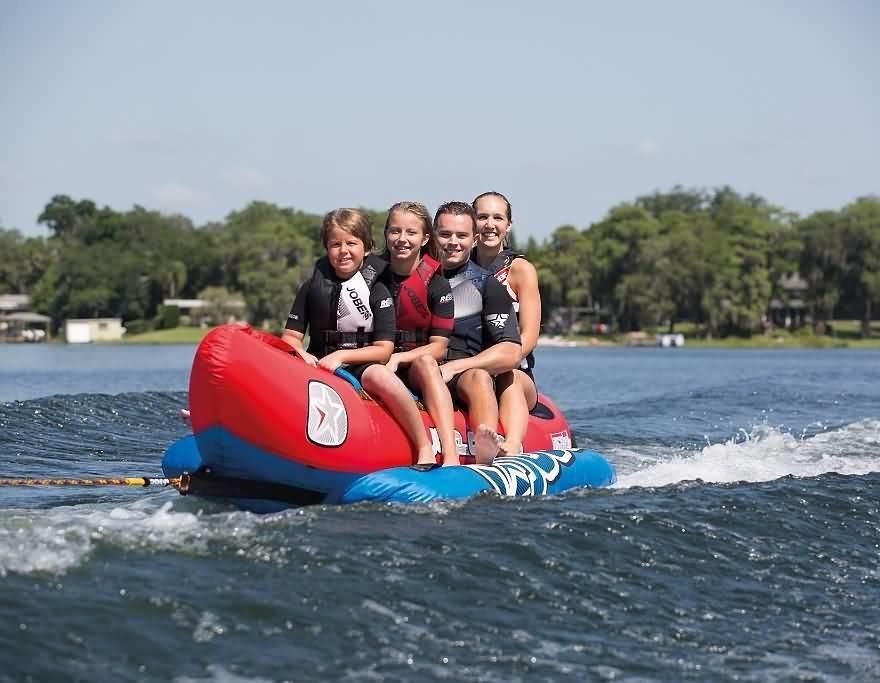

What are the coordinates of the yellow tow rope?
(0, 476, 181, 488)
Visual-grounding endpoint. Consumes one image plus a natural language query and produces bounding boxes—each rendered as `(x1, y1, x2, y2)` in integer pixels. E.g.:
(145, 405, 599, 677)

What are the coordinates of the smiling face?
(325, 226, 365, 279)
(435, 213, 476, 270)
(474, 194, 512, 250)
(385, 209, 429, 268)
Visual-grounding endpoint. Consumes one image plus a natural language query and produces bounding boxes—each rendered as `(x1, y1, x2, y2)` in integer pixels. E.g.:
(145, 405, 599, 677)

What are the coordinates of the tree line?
(1, 188, 878, 337)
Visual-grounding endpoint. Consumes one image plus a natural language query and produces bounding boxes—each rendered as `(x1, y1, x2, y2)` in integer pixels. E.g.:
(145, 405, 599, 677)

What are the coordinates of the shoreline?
(536, 334, 880, 350)
(9, 328, 875, 349)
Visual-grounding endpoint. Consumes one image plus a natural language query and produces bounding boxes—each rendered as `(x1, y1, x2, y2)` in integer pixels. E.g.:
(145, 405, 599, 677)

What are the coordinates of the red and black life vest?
(393, 255, 442, 352)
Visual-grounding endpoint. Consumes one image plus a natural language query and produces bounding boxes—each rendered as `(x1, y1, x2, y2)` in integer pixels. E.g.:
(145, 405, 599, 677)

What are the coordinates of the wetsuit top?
(389, 255, 454, 352)
(286, 253, 395, 357)
(443, 259, 520, 361)
(473, 247, 535, 371)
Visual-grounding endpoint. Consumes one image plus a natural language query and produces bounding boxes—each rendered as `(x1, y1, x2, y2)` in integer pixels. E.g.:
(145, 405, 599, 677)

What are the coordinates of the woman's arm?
(389, 272, 454, 370)
(510, 258, 541, 358)
(388, 336, 449, 372)
(439, 340, 521, 382)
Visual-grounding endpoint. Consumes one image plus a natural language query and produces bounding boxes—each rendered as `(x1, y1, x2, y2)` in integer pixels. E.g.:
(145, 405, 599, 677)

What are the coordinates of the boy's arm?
(318, 283, 395, 371)
(440, 278, 521, 379)
(282, 281, 318, 364)
(388, 275, 453, 370)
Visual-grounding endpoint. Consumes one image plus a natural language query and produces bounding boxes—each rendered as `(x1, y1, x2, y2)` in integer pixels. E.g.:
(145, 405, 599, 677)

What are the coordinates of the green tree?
(0, 229, 51, 293)
(31, 196, 201, 328)
(655, 211, 714, 332)
(589, 205, 663, 331)
(840, 197, 880, 337)
(533, 225, 592, 331)
(37, 195, 98, 239)
(636, 186, 708, 216)
(708, 189, 776, 335)
(219, 202, 322, 325)
(157, 260, 188, 299)
(197, 286, 244, 325)
(798, 210, 846, 326)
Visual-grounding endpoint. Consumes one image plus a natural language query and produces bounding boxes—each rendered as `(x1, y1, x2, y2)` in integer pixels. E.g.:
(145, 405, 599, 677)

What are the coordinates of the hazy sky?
(1, 0, 878, 241)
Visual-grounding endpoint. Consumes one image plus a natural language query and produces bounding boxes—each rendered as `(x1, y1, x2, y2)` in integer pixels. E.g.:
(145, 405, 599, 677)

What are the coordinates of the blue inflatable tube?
(163, 435, 615, 510)
(338, 449, 614, 504)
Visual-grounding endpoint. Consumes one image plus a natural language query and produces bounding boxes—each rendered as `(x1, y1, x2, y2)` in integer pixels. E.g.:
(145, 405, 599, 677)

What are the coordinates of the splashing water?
(614, 418, 880, 489)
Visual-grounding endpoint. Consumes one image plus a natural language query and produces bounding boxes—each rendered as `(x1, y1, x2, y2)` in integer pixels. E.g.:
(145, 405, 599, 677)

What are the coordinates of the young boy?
(281, 208, 435, 467)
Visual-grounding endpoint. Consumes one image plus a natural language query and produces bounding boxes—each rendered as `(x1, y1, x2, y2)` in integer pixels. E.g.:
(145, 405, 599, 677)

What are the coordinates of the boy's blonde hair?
(320, 208, 374, 251)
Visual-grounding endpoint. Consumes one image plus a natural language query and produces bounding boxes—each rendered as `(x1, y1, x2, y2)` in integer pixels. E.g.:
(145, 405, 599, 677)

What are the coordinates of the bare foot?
(498, 439, 523, 456)
(180, 408, 191, 424)
(441, 453, 460, 467)
(473, 424, 502, 465)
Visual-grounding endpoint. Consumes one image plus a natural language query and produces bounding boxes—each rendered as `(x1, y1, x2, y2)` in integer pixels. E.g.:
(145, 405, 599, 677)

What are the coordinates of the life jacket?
(473, 247, 534, 371)
(393, 255, 442, 352)
(306, 254, 387, 356)
(474, 247, 522, 297)
(445, 260, 492, 360)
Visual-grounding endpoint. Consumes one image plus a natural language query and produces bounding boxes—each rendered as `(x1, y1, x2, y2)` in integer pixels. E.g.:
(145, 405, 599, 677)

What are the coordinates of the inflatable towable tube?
(162, 324, 615, 510)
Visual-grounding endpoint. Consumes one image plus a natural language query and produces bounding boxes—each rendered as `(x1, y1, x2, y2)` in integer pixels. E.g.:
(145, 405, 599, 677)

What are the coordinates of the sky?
(1, 0, 878, 242)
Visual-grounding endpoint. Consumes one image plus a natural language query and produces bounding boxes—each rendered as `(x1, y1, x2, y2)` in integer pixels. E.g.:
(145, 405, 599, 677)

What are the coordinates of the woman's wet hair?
(472, 191, 513, 223)
(321, 208, 373, 251)
(434, 201, 478, 235)
(384, 201, 439, 259)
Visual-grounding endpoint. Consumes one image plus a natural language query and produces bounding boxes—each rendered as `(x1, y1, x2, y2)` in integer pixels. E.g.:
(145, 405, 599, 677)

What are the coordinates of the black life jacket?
(306, 254, 387, 356)
(393, 255, 442, 352)
(475, 247, 522, 291)
(473, 247, 535, 371)
(445, 260, 492, 360)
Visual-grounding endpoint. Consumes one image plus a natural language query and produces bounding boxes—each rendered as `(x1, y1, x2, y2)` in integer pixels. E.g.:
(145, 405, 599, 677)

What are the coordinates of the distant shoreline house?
(0, 294, 51, 342)
(163, 297, 247, 326)
(64, 318, 125, 343)
(543, 304, 612, 336)
(769, 273, 808, 329)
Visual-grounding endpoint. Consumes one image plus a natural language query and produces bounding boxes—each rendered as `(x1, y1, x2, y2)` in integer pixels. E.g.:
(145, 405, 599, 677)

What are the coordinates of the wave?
(613, 417, 880, 489)
(0, 390, 187, 421)
(0, 493, 316, 577)
(174, 664, 276, 683)
(0, 391, 189, 477)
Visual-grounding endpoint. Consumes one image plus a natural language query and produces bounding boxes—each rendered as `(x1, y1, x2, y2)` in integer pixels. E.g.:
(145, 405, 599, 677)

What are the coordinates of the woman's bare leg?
(362, 365, 434, 465)
(408, 355, 459, 466)
(495, 370, 536, 455)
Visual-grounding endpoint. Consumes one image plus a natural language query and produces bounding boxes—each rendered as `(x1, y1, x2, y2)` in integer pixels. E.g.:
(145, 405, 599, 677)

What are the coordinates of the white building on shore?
(64, 318, 125, 343)
(0, 294, 51, 342)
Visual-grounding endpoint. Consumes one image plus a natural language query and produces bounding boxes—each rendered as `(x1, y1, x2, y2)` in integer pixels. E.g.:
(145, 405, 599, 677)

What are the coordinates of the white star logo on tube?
(307, 381, 348, 446)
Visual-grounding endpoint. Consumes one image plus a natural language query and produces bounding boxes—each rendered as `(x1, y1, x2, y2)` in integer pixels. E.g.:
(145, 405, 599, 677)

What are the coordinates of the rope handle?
(0, 477, 181, 488)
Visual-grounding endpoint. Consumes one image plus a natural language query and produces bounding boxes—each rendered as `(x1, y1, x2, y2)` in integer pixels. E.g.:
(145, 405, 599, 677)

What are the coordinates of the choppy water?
(1, 344, 879, 682)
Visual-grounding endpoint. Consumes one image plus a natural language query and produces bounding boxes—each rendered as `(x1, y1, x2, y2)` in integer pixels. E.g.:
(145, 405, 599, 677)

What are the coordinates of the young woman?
(281, 208, 435, 466)
(382, 202, 458, 467)
(471, 191, 541, 455)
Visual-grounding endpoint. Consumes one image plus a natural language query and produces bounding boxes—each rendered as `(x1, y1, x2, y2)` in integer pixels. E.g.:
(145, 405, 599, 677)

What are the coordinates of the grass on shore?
(567, 320, 880, 349)
(119, 321, 880, 348)
(120, 326, 215, 344)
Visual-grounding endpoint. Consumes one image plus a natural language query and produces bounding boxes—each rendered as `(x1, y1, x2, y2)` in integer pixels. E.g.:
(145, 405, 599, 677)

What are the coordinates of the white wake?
(613, 418, 880, 489)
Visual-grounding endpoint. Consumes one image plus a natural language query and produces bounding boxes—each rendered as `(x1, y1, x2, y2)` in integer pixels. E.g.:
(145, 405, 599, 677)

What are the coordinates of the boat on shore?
(162, 324, 615, 510)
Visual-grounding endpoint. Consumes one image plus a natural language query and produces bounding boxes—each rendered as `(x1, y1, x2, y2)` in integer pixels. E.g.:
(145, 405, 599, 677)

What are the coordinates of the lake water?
(1, 343, 879, 681)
